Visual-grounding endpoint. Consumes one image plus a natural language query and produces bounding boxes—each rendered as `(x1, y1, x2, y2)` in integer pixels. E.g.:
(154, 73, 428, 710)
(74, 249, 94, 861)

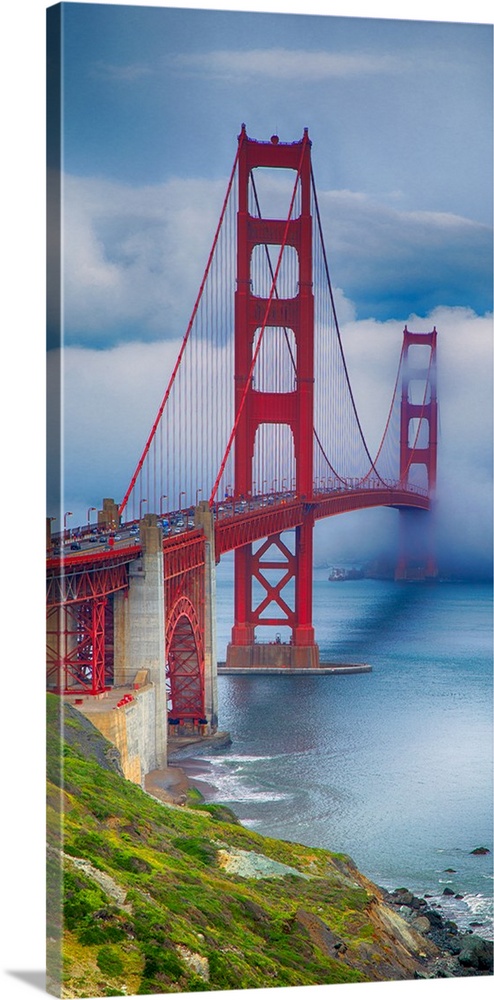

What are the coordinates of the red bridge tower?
(226, 127, 320, 669)
(396, 326, 438, 580)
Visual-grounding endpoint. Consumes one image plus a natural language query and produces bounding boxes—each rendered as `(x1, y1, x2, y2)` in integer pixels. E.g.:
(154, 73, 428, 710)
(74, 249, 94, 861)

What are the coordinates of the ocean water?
(184, 566, 493, 939)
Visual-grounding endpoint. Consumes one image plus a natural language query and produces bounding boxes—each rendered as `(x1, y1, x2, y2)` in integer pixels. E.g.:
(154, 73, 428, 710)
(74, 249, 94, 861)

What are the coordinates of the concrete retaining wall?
(74, 684, 161, 788)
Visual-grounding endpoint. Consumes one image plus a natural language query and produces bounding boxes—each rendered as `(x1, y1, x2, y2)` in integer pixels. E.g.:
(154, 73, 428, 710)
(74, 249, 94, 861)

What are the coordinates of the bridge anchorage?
(47, 127, 437, 775)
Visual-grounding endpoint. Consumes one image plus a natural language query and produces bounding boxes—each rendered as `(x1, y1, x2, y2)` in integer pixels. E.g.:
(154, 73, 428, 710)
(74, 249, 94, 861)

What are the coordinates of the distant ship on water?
(327, 560, 469, 583)
(328, 558, 396, 581)
(328, 566, 364, 581)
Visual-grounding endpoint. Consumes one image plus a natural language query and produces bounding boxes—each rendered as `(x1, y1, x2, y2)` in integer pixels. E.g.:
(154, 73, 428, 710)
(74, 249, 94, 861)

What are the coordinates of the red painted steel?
(214, 486, 429, 553)
(46, 555, 130, 607)
(400, 327, 438, 494)
(46, 596, 108, 695)
(46, 551, 131, 695)
(396, 326, 438, 579)
(166, 596, 205, 728)
(165, 549, 206, 729)
(250, 534, 297, 627)
(230, 127, 318, 651)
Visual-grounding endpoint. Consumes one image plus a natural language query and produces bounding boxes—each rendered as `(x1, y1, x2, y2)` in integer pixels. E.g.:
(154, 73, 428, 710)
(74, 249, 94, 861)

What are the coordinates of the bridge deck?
(47, 485, 430, 574)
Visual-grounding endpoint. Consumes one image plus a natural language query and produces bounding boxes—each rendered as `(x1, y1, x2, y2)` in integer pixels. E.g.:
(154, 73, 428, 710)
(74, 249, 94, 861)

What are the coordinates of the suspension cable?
(310, 165, 389, 485)
(210, 133, 310, 505)
(118, 132, 245, 519)
(360, 343, 405, 484)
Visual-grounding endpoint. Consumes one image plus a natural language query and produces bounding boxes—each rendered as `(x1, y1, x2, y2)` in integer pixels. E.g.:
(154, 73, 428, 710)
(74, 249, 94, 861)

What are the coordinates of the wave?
(199, 753, 276, 764)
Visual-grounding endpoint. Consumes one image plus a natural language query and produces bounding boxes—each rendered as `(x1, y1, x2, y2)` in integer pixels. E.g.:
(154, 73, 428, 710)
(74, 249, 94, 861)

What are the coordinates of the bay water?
(183, 563, 493, 939)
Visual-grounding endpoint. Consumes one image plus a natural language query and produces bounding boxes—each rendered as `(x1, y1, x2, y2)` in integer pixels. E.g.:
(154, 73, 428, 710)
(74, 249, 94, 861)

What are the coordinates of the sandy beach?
(144, 730, 232, 804)
(144, 765, 191, 805)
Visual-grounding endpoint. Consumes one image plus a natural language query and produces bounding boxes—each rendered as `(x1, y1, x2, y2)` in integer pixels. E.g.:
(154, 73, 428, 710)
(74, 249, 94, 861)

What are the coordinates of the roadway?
(47, 481, 430, 568)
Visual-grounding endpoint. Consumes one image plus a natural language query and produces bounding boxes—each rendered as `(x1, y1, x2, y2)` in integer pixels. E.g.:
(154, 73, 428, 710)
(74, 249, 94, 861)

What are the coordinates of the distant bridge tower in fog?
(396, 326, 438, 581)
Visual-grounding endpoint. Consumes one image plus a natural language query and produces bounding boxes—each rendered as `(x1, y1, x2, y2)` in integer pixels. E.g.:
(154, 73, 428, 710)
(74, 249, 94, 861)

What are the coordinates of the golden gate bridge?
(47, 127, 437, 763)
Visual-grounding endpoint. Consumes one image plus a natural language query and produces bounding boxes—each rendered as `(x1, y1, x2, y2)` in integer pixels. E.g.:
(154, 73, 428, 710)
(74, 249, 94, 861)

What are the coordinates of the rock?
(470, 846, 490, 855)
(239, 898, 270, 927)
(444, 921, 459, 934)
(390, 888, 414, 906)
(411, 916, 431, 934)
(423, 908, 445, 928)
(293, 908, 346, 958)
(177, 945, 210, 981)
(443, 868, 456, 873)
(442, 887, 455, 896)
(458, 935, 493, 971)
(454, 894, 464, 899)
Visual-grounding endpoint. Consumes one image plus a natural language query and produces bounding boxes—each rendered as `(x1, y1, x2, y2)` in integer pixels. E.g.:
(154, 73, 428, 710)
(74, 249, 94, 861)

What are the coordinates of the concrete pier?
(226, 640, 321, 670)
(218, 660, 371, 676)
(113, 514, 167, 771)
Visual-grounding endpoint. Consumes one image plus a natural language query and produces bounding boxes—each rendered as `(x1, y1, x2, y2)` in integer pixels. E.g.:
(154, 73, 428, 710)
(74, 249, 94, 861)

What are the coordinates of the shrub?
(63, 870, 108, 931)
(96, 945, 124, 977)
(112, 849, 152, 874)
(171, 836, 217, 866)
(142, 943, 184, 980)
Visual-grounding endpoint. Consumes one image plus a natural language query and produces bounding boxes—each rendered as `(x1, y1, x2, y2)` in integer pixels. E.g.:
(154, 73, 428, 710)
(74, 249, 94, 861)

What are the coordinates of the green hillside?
(47, 694, 440, 998)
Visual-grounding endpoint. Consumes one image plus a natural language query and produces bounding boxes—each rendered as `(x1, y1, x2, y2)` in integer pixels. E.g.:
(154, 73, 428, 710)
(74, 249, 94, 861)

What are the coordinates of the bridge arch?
(166, 595, 206, 731)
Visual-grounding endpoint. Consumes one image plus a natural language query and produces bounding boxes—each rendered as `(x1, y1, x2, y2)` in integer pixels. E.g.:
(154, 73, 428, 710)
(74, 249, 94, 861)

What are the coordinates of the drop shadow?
(6, 971, 46, 993)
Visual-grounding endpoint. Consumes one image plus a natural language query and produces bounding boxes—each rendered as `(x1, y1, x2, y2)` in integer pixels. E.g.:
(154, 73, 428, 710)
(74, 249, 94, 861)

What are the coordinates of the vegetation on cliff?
(47, 695, 451, 998)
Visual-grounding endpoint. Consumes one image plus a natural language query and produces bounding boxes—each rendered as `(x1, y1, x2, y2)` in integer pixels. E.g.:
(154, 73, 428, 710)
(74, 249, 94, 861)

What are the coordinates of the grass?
(47, 694, 408, 997)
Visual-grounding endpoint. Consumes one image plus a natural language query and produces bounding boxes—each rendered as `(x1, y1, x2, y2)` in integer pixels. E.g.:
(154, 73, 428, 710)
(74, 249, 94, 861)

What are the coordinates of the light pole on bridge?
(139, 498, 147, 520)
(87, 506, 96, 528)
(47, 516, 56, 551)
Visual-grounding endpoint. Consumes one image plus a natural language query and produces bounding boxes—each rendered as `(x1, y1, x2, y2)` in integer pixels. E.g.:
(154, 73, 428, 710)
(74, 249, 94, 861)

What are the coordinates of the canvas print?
(46, 2, 493, 997)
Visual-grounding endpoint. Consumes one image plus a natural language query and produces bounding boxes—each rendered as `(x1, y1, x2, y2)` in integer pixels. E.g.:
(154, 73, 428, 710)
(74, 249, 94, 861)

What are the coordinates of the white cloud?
(61, 174, 229, 344)
(172, 48, 408, 82)
(91, 61, 153, 82)
(48, 339, 184, 518)
(316, 190, 492, 307)
(59, 172, 492, 350)
(50, 304, 492, 577)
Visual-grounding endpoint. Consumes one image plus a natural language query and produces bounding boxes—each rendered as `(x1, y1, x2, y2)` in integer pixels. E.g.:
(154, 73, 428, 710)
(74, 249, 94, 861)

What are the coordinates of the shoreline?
(145, 756, 493, 969)
(144, 764, 191, 805)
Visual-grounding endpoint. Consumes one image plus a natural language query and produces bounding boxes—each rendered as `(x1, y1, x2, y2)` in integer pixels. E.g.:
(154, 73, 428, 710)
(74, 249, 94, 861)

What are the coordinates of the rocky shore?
(381, 886, 493, 978)
(51, 699, 493, 993)
(145, 761, 493, 981)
